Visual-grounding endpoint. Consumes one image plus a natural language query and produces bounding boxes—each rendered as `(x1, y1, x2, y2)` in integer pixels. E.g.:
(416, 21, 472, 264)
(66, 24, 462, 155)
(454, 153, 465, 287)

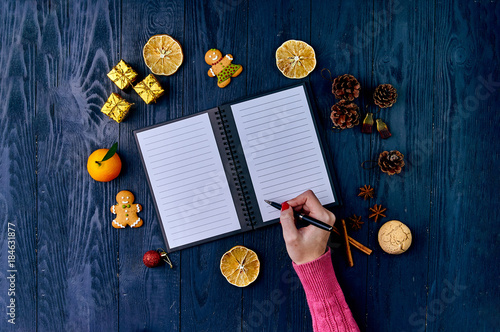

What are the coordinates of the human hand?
(280, 190, 336, 265)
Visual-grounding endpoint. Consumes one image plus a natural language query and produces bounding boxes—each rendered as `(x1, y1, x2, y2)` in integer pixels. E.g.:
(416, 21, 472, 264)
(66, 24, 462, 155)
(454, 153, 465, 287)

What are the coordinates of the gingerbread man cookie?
(205, 48, 243, 88)
(110, 190, 143, 228)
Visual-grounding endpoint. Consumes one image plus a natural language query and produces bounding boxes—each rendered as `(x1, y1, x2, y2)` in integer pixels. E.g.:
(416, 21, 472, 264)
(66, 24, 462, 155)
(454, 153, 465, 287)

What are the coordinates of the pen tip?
(264, 200, 271, 205)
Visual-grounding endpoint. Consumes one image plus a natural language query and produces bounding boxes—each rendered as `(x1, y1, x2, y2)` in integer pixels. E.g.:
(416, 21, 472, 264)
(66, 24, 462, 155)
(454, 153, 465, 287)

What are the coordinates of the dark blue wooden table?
(1, 0, 499, 331)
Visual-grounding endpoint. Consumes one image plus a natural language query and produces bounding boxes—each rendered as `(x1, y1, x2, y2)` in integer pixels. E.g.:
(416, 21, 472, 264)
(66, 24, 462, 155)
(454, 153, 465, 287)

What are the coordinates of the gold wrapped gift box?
(107, 60, 138, 90)
(133, 74, 165, 104)
(101, 93, 133, 123)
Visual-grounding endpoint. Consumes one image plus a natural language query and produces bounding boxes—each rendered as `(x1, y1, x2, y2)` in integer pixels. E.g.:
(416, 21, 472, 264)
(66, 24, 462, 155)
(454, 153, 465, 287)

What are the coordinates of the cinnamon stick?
(340, 219, 354, 267)
(332, 225, 372, 255)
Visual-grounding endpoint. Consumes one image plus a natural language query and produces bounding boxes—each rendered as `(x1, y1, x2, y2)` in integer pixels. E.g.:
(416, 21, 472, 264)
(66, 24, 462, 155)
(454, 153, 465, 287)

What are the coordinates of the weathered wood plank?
(35, 0, 120, 330)
(0, 1, 37, 330)
(0, 1, 498, 331)
(243, 1, 312, 331)
(310, 1, 375, 330)
(180, 0, 247, 331)
(118, 0, 184, 330)
(428, 1, 500, 330)
(367, 1, 435, 330)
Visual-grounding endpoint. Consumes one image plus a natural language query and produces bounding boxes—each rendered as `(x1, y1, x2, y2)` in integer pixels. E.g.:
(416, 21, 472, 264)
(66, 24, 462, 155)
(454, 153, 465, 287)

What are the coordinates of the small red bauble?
(143, 250, 161, 268)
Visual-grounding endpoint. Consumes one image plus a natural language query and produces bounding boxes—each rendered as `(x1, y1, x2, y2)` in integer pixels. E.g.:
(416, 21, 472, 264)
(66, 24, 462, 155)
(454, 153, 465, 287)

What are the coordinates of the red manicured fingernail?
(281, 202, 289, 211)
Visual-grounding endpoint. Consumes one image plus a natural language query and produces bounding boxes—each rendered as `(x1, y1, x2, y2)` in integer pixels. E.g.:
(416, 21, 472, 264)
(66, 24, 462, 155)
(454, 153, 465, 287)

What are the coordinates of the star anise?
(358, 185, 374, 200)
(348, 214, 364, 231)
(368, 204, 387, 222)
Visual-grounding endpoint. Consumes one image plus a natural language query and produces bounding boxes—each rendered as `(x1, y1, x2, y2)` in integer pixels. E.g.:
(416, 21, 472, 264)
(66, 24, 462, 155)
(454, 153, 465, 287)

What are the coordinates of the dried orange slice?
(276, 40, 316, 79)
(143, 34, 183, 76)
(220, 246, 260, 287)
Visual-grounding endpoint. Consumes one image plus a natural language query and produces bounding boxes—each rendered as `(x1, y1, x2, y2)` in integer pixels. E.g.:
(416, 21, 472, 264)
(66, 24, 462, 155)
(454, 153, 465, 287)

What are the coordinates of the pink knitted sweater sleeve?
(293, 249, 360, 332)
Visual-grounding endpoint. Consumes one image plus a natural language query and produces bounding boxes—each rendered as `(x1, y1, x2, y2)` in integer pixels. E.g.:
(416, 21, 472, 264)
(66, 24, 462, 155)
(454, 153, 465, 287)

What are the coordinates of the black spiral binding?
(215, 109, 256, 228)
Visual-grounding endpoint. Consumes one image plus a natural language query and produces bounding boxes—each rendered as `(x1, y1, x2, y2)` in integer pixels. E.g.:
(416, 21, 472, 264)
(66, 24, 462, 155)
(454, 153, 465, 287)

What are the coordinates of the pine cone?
(378, 150, 405, 175)
(332, 74, 361, 101)
(330, 100, 360, 129)
(373, 84, 398, 108)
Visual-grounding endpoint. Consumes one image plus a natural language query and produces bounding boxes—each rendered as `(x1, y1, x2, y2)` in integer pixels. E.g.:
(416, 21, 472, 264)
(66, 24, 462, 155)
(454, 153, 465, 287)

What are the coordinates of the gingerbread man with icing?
(110, 190, 143, 228)
(205, 48, 243, 88)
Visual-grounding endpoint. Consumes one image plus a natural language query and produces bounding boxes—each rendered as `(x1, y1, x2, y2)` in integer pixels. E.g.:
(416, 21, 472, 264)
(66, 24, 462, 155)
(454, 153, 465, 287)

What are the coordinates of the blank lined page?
(230, 85, 335, 222)
(136, 113, 240, 249)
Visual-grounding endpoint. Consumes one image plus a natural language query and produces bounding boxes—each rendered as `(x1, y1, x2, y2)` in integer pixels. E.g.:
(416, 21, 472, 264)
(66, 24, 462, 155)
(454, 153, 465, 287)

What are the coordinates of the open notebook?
(134, 84, 340, 252)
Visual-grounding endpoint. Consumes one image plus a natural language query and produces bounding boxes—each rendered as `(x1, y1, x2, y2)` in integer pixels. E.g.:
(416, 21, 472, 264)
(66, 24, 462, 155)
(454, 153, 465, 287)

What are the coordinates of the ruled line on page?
(238, 94, 300, 112)
(150, 145, 210, 161)
(162, 192, 226, 208)
(263, 178, 324, 196)
(150, 142, 208, 159)
(254, 149, 312, 166)
(258, 166, 321, 185)
(239, 100, 302, 118)
(230, 85, 335, 222)
(154, 161, 215, 177)
(253, 141, 313, 160)
(243, 110, 304, 127)
(157, 172, 221, 188)
(246, 121, 306, 137)
(248, 131, 311, 147)
(174, 223, 233, 241)
(257, 161, 314, 177)
(147, 134, 206, 151)
(169, 210, 230, 230)
(251, 140, 313, 154)
(143, 122, 204, 139)
(171, 200, 227, 220)
(145, 125, 205, 144)
(165, 199, 227, 215)
(260, 171, 322, 190)
(135, 112, 240, 249)
(150, 151, 212, 170)
(266, 183, 331, 206)
(254, 153, 317, 169)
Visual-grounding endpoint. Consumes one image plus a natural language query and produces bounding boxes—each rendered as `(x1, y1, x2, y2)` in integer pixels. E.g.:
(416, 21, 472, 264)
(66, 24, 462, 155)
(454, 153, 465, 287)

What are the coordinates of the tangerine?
(87, 149, 122, 182)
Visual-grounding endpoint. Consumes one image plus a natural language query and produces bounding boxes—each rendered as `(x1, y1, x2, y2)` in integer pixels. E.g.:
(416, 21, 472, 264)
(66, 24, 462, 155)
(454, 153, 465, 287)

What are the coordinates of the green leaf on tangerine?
(101, 142, 118, 162)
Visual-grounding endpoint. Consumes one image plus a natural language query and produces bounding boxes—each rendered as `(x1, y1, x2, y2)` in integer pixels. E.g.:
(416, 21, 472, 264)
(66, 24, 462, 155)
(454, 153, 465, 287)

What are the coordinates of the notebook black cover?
(134, 83, 341, 252)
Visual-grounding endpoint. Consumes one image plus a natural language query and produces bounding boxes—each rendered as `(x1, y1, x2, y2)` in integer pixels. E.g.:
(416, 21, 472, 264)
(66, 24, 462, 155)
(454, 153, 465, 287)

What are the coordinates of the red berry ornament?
(143, 250, 161, 268)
